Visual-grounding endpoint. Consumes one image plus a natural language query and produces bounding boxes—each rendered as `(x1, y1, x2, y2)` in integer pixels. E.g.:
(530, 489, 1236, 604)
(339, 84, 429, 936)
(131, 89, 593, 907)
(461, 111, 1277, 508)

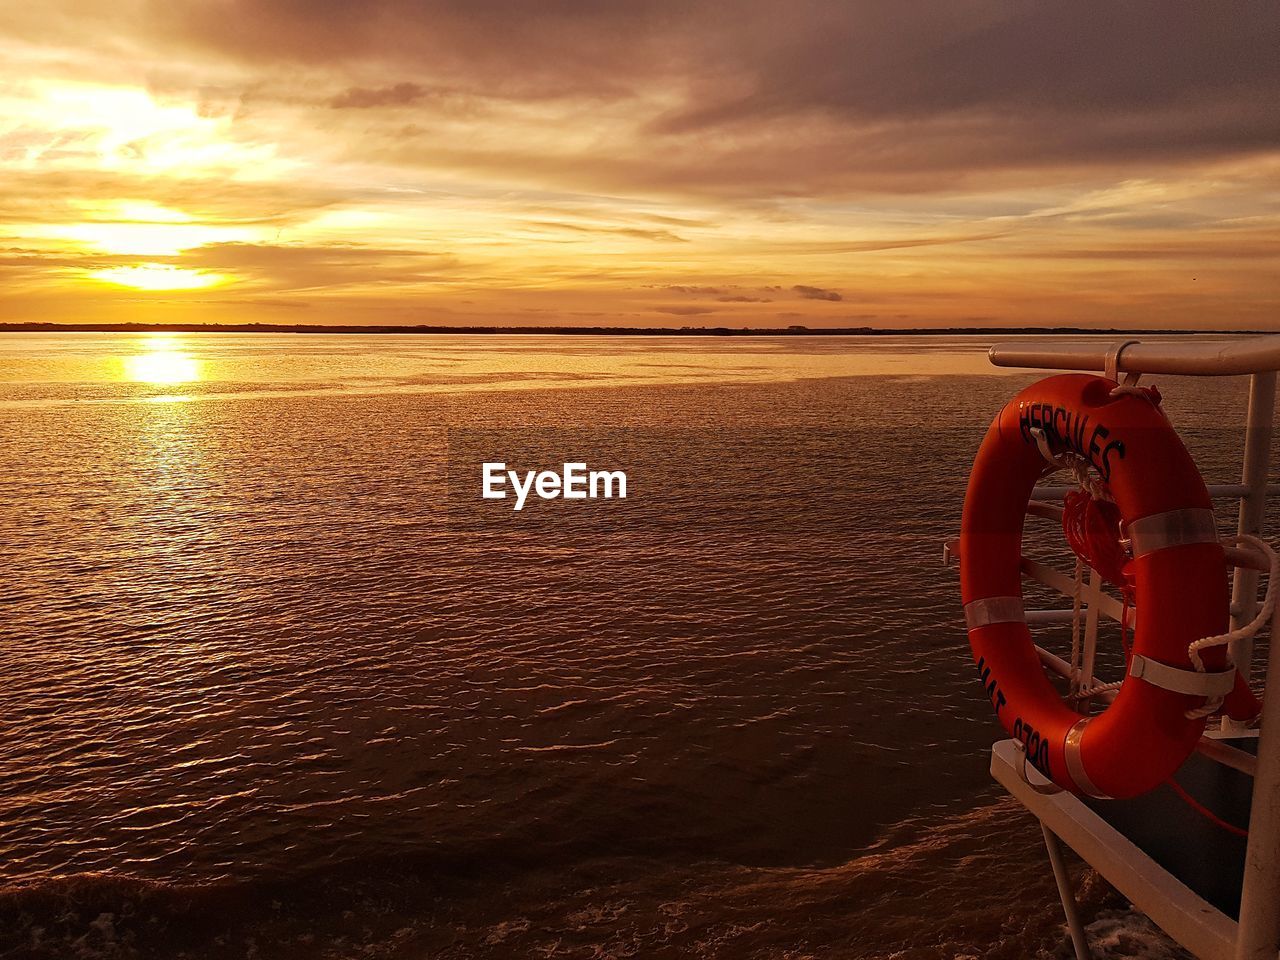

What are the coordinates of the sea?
(0, 331, 1258, 959)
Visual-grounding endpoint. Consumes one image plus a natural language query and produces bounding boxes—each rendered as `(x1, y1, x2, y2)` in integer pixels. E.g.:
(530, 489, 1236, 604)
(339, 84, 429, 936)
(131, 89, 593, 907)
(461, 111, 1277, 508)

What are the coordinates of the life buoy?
(960, 373, 1257, 799)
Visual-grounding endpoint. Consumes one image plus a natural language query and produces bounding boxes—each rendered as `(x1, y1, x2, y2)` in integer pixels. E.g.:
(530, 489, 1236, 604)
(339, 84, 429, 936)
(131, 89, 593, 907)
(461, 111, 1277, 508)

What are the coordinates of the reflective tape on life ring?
(1063, 718, 1110, 800)
(964, 596, 1025, 629)
(1127, 508, 1219, 559)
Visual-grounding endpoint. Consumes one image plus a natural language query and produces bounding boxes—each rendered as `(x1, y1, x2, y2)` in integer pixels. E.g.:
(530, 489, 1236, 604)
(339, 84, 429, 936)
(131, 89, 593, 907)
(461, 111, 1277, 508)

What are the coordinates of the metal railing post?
(1235, 646, 1280, 959)
(1232, 370, 1279, 960)
(1228, 371, 1276, 686)
(1042, 823, 1093, 960)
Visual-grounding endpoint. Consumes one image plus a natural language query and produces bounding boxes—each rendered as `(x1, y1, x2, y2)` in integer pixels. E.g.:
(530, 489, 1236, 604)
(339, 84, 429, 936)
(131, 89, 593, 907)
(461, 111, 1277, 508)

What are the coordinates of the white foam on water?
(1065, 909, 1194, 960)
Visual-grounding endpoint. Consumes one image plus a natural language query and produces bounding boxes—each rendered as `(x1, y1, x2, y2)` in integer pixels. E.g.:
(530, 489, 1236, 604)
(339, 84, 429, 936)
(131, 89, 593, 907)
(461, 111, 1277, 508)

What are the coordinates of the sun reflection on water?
(121, 337, 202, 385)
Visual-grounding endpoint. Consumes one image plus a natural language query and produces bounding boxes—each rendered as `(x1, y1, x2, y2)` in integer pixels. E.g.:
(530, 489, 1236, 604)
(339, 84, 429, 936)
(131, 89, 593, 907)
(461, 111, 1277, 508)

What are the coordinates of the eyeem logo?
(482, 462, 627, 511)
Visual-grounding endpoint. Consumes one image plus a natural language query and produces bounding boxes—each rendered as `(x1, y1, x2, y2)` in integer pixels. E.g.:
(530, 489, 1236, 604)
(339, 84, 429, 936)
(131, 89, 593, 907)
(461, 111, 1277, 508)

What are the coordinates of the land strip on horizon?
(1, 323, 1268, 337)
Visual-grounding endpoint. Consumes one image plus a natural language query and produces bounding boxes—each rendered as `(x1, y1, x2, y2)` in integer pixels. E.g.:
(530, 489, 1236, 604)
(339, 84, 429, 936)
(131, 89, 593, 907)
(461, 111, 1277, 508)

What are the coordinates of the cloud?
(0, 170, 346, 227)
(329, 82, 428, 109)
(792, 284, 841, 302)
(4, 2, 1277, 204)
(1, 2, 1278, 329)
(655, 305, 715, 316)
(524, 221, 688, 242)
(649, 286, 773, 303)
(110, 1, 1278, 196)
(662, 285, 725, 295)
(181, 242, 462, 292)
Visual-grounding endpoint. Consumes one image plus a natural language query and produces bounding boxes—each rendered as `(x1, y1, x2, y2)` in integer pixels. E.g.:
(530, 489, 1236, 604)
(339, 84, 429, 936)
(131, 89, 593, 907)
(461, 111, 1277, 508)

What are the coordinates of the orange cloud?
(0, 2, 1277, 329)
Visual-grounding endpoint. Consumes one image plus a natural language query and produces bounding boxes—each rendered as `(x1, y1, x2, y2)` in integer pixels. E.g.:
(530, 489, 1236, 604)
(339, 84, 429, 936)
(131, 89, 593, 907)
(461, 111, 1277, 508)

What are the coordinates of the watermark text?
(482, 462, 627, 510)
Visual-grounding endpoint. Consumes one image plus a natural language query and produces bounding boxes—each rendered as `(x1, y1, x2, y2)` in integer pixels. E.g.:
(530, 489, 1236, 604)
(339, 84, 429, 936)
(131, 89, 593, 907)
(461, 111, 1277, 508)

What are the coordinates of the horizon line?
(0, 322, 1271, 338)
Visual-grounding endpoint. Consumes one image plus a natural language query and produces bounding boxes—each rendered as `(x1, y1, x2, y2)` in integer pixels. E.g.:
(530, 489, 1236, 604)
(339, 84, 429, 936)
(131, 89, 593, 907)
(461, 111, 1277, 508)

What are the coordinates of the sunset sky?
(1, 2, 1277, 329)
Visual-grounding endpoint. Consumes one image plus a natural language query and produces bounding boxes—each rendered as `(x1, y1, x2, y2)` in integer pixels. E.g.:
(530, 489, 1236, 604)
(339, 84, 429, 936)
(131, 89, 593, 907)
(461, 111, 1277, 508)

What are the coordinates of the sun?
(89, 264, 230, 291)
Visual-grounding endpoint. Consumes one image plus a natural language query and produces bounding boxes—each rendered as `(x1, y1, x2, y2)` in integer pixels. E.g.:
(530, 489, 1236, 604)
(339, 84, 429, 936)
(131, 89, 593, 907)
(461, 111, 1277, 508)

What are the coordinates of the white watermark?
(482, 462, 627, 511)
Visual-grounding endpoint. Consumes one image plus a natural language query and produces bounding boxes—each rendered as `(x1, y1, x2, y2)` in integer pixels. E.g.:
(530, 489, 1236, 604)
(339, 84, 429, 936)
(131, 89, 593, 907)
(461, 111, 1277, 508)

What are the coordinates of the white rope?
(1109, 372, 1175, 428)
(1032, 433, 1112, 503)
(1069, 557, 1084, 694)
(1072, 679, 1124, 703)
(1184, 534, 1279, 720)
(1109, 385, 1150, 399)
(1109, 367, 1146, 400)
(1068, 456, 1112, 504)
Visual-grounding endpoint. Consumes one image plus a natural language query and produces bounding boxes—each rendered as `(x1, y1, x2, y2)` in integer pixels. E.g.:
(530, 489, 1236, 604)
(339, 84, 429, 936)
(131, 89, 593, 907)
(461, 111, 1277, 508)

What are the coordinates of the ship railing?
(956, 332, 1280, 960)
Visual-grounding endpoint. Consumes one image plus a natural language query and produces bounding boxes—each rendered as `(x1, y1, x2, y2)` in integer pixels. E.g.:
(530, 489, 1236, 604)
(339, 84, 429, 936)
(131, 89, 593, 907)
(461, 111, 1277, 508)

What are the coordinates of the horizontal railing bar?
(1197, 737, 1258, 778)
(1027, 500, 1063, 521)
(1033, 483, 1280, 500)
(1023, 504, 1269, 572)
(989, 334, 1280, 376)
(1036, 643, 1078, 679)
(1027, 608, 1078, 624)
(1028, 601, 1243, 618)
(1021, 557, 1134, 627)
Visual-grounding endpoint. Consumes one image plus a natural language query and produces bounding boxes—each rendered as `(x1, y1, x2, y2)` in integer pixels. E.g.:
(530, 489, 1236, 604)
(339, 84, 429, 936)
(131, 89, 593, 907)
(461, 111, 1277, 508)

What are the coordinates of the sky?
(0, 1, 1277, 330)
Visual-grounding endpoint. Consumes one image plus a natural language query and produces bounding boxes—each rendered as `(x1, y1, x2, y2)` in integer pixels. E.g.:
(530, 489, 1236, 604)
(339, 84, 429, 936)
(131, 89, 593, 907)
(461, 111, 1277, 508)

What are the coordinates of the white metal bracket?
(1105, 339, 1141, 383)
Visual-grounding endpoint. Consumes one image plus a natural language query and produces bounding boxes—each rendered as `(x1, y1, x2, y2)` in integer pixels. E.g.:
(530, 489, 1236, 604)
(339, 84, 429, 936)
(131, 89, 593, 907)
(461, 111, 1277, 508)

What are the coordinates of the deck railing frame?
(986, 333, 1280, 960)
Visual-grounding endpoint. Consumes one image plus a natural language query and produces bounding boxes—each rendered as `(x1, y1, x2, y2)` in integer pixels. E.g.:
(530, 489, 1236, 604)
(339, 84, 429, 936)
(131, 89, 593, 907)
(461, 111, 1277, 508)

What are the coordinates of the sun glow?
(11, 81, 288, 177)
(47, 221, 261, 256)
(39, 199, 264, 257)
(121, 338, 202, 385)
(47, 199, 256, 257)
(90, 264, 230, 291)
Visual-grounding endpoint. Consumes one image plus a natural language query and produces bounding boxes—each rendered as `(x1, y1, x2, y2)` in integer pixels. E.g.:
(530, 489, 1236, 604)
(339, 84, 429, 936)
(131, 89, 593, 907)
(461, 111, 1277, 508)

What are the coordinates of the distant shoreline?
(0, 322, 1266, 337)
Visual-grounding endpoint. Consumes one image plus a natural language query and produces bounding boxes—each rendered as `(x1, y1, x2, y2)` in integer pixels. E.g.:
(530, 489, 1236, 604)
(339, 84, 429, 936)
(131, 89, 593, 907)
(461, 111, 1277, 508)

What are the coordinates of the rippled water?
(0, 332, 1255, 958)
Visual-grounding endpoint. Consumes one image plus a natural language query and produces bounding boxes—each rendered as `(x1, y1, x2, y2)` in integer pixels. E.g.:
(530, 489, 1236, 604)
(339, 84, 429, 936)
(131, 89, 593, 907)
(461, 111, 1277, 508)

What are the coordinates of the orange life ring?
(960, 373, 1257, 799)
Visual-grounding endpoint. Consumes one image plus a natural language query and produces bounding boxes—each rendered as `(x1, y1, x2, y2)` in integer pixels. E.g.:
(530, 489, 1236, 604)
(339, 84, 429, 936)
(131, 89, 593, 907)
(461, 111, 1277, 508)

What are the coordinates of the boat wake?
(0, 798, 1189, 959)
